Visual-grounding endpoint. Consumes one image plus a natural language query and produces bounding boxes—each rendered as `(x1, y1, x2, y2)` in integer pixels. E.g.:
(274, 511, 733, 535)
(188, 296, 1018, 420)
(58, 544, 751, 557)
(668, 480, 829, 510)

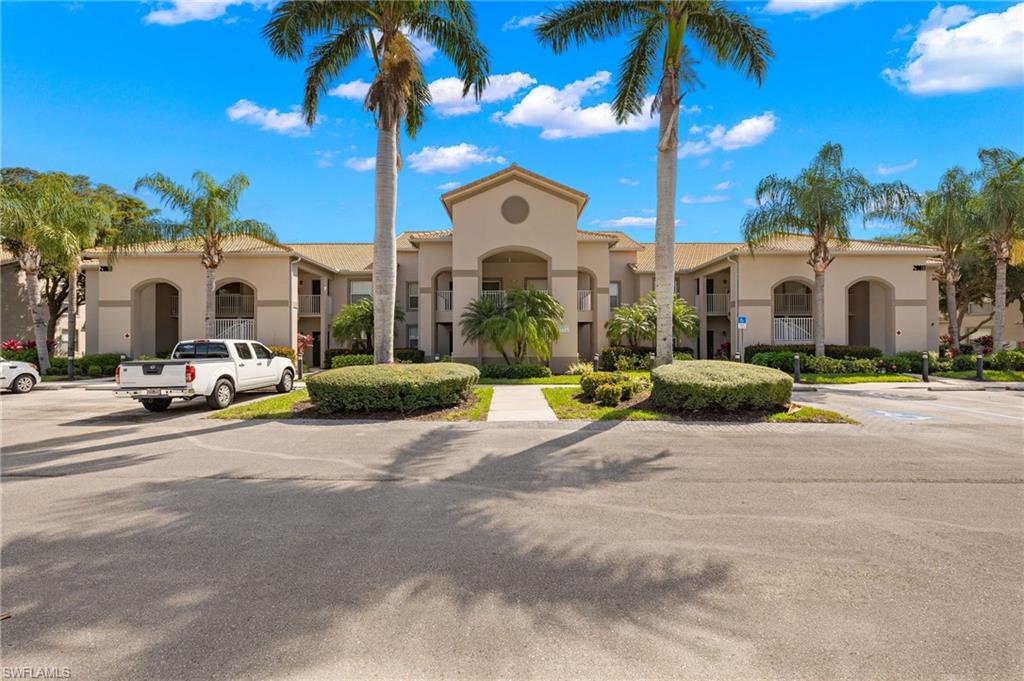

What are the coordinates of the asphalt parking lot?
(1, 385, 1022, 680)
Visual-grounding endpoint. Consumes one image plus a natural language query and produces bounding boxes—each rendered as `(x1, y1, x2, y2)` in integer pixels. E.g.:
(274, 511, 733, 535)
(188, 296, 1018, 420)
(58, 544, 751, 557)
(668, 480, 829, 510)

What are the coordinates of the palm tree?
(742, 143, 916, 357)
(133, 171, 275, 338)
(459, 289, 564, 365)
(607, 293, 698, 349)
(264, 1, 489, 364)
(903, 167, 979, 350)
(0, 173, 109, 373)
(976, 148, 1024, 351)
(330, 298, 404, 352)
(537, 1, 772, 367)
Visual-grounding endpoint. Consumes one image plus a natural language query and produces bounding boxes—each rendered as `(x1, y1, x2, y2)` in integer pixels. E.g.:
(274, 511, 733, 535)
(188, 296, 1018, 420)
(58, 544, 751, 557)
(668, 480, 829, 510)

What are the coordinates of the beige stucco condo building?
(68, 165, 943, 372)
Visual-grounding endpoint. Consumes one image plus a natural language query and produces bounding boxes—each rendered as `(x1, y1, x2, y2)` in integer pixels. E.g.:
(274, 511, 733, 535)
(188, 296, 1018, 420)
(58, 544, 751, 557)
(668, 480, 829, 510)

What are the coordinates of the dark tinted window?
(173, 342, 231, 359)
(234, 343, 253, 360)
(252, 343, 273, 360)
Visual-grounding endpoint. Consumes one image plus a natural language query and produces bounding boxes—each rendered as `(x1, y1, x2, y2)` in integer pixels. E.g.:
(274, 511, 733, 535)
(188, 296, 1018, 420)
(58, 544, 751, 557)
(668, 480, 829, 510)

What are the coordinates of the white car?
(114, 339, 295, 412)
(1, 359, 41, 394)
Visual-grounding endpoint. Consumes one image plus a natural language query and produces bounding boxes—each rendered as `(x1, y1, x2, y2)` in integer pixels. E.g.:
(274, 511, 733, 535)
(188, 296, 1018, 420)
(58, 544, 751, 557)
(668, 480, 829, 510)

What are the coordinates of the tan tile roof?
(751, 235, 940, 254)
(400, 230, 452, 247)
(631, 243, 740, 273)
(575, 229, 619, 242)
(287, 243, 374, 272)
(85, 235, 290, 256)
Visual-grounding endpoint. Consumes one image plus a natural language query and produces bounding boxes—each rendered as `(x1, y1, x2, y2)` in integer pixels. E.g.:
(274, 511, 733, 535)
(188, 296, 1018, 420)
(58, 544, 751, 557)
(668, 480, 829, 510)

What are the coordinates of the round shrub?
(307, 363, 479, 413)
(952, 354, 978, 372)
(580, 371, 629, 399)
(751, 351, 807, 372)
(268, 345, 297, 364)
(480, 363, 551, 379)
(595, 383, 623, 407)
(331, 354, 373, 368)
(991, 350, 1024, 371)
(651, 360, 792, 412)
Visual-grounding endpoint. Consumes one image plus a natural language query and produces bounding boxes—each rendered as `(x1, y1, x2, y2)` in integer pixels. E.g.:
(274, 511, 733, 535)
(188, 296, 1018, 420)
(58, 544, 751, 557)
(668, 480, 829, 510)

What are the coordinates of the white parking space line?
(914, 399, 1024, 422)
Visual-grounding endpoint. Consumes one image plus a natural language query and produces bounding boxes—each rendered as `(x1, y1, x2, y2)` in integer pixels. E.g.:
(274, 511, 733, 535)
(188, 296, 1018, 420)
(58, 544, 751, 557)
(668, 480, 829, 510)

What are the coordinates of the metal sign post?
(736, 315, 747, 362)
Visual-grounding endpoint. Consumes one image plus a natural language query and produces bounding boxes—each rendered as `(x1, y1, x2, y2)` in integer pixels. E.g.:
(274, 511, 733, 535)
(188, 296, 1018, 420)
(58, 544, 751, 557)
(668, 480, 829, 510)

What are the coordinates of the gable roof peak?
(439, 165, 588, 219)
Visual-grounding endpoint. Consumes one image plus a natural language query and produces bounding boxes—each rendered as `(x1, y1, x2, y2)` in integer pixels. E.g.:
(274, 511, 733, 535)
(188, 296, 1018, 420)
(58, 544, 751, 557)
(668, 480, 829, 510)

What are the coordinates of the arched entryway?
(474, 247, 552, 364)
(215, 280, 256, 340)
(847, 278, 895, 353)
(771, 279, 814, 344)
(131, 279, 181, 357)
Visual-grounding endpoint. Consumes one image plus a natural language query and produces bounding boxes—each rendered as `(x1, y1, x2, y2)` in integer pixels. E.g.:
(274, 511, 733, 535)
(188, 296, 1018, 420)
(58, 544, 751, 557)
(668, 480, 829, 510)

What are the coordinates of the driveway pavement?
(1, 387, 1022, 680)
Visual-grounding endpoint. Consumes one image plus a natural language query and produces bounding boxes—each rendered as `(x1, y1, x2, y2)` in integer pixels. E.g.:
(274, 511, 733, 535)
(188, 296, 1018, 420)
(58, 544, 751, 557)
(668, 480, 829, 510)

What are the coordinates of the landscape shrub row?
(751, 351, 912, 375)
(479, 363, 552, 379)
(579, 371, 650, 402)
(331, 354, 373, 368)
(742, 344, 882, 363)
(324, 347, 424, 365)
(598, 346, 694, 370)
(651, 361, 792, 412)
(307, 363, 479, 413)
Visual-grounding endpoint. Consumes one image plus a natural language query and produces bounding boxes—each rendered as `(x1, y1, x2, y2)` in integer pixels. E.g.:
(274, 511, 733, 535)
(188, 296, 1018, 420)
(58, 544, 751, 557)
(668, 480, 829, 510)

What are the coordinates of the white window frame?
(609, 281, 621, 308)
(407, 282, 419, 311)
(407, 325, 419, 349)
(349, 280, 372, 304)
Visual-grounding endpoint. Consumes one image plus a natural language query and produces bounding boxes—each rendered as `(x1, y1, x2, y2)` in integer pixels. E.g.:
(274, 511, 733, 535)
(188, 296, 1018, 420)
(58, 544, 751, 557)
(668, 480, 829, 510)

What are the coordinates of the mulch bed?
(289, 390, 483, 421)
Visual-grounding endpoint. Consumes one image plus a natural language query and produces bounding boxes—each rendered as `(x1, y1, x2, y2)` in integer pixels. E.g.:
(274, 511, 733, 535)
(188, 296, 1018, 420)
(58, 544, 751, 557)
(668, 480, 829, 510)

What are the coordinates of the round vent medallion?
(501, 196, 530, 224)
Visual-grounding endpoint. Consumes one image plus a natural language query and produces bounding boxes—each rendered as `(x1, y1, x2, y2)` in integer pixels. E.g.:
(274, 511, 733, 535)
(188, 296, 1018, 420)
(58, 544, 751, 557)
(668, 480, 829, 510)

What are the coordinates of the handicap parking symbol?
(867, 409, 937, 422)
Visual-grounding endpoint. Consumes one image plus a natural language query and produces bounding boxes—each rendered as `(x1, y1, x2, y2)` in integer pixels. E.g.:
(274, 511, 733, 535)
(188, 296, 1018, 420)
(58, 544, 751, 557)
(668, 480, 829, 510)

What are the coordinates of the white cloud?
(882, 4, 1024, 95)
(712, 181, 733, 190)
(876, 159, 918, 176)
(430, 72, 536, 116)
(743, 197, 760, 207)
(438, 181, 462, 191)
(595, 216, 681, 228)
(620, 178, 640, 186)
(226, 99, 309, 136)
(493, 71, 658, 140)
(143, 0, 269, 26)
(502, 14, 543, 31)
(681, 195, 728, 204)
(407, 143, 506, 173)
(344, 157, 375, 172)
(763, 0, 866, 17)
(328, 79, 371, 101)
(313, 150, 338, 168)
(679, 111, 778, 157)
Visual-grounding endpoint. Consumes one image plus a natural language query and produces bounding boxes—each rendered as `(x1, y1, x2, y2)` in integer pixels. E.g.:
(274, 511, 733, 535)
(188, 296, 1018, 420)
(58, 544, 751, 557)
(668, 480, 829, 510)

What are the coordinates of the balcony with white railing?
(298, 294, 321, 316)
(577, 290, 592, 311)
(215, 294, 254, 318)
(480, 290, 506, 305)
(215, 317, 256, 340)
(773, 317, 814, 343)
(706, 293, 728, 316)
(774, 292, 812, 316)
(436, 290, 453, 311)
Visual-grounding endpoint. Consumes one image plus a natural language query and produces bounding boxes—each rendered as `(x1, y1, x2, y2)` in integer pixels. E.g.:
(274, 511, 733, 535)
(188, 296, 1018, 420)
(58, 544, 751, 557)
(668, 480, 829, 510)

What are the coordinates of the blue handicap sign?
(737, 315, 747, 324)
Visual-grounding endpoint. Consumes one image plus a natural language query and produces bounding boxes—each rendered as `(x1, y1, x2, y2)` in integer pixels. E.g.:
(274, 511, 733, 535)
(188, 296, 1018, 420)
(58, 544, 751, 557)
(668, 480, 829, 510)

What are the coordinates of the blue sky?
(3, 1, 1022, 244)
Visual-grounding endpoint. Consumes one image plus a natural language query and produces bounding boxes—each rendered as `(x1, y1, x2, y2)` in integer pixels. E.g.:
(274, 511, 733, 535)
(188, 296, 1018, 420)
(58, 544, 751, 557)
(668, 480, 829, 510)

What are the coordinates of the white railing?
(298, 294, 321, 316)
(170, 295, 179, 318)
(215, 294, 254, 318)
(774, 293, 812, 316)
(577, 290, 592, 311)
(773, 317, 814, 343)
(436, 290, 453, 311)
(481, 290, 506, 305)
(216, 318, 256, 340)
(706, 293, 728, 315)
(968, 301, 994, 315)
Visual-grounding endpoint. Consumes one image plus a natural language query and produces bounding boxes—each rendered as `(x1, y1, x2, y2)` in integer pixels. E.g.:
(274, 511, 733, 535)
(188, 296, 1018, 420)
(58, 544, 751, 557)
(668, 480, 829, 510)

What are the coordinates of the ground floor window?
(407, 325, 419, 349)
(609, 281, 620, 308)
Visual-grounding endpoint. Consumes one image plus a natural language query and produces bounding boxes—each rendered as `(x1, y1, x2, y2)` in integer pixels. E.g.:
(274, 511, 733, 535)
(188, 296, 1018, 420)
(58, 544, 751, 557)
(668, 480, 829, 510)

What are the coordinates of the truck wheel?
(141, 398, 172, 412)
(275, 369, 294, 393)
(206, 379, 234, 410)
(10, 374, 36, 394)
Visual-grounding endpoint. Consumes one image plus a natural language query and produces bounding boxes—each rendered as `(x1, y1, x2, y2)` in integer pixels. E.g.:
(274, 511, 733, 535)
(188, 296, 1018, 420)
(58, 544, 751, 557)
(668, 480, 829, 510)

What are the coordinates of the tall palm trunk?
(19, 251, 51, 373)
(66, 266, 78, 379)
(372, 119, 398, 364)
(992, 244, 1008, 352)
(205, 266, 217, 338)
(654, 70, 679, 366)
(943, 264, 960, 350)
(812, 265, 826, 358)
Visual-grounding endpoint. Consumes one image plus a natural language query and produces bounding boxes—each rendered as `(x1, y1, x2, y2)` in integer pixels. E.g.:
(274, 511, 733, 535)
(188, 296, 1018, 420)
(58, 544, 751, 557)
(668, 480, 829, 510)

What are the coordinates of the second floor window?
(407, 282, 419, 310)
(350, 280, 371, 304)
(609, 282, 620, 308)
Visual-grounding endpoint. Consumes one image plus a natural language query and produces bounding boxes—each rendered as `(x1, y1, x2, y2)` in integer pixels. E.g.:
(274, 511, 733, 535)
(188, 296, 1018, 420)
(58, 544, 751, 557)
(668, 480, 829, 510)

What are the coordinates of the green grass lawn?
(765, 406, 857, 423)
(932, 370, 1024, 382)
(800, 373, 919, 384)
(210, 387, 494, 421)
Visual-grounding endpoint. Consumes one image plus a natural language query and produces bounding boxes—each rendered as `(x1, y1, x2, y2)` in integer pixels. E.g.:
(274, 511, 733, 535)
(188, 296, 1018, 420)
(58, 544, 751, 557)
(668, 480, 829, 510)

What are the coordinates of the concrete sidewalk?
(486, 385, 557, 421)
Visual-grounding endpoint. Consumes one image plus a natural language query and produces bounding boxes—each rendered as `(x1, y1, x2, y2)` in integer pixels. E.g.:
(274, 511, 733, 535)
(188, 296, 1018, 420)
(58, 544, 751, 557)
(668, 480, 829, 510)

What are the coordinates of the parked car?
(0, 359, 41, 394)
(114, 339, 294, 412)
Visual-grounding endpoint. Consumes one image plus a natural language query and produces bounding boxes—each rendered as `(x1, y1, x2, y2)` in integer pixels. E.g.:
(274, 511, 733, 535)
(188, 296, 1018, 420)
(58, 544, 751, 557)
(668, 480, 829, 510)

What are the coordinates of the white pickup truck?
(114, 339, 295, 412)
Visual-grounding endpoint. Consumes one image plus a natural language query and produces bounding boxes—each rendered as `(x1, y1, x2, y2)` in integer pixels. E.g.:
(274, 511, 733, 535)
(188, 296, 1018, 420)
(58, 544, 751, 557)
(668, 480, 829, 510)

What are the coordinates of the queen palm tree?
(330, 298, 404, 353)
(537, 1, 772, 366)
(264, 1, 489, 364)
(0, 173, 109, 373)
(976, 148, 1024, 351)
(606, 293, 698, 350)
(903, 167, 979, 350)
(742, 143, 916, 357)
(460, 289, 564, 365)
(132, 171, 275, 338)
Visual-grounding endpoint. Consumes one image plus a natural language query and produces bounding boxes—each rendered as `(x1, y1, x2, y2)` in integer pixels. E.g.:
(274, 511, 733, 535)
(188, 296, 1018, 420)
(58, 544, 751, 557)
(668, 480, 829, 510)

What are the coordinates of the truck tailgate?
(119, 361, 190, 389)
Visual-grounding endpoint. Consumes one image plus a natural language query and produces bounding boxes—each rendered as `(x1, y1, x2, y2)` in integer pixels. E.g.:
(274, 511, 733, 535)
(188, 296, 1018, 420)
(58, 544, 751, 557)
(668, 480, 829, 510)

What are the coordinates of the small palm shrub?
(331, 354, 373, 368)
(566, 361, 594, 375)
(480, 364, 552, 379)
(307, 363, 479, 413)
(594, 383, 623, 407)
(651, 361, 792, 412)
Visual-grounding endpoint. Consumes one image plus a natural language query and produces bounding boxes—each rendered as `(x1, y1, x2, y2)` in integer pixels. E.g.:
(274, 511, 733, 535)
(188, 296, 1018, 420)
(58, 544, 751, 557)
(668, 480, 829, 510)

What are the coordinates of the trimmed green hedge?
(395, 348, 426, 363)
(743, 343, 882, 363)
(752, 351, 912, 375)
(75, 353, 122, 377)
(307, 363, 480, 413)
(268, 345, 297, 364)
(331, 354, 373, 368)
(0, 348, 40, 364)
(579, 371, 649, 400)
(480, 363, 552, 379)
(991, 350, 1024, 371)
(651, 360, 792, 412)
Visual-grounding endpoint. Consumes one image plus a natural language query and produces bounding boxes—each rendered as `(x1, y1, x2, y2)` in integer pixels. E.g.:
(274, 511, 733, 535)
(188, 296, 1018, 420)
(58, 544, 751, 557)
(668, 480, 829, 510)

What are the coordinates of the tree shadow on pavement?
(2, 422, 736, 678)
